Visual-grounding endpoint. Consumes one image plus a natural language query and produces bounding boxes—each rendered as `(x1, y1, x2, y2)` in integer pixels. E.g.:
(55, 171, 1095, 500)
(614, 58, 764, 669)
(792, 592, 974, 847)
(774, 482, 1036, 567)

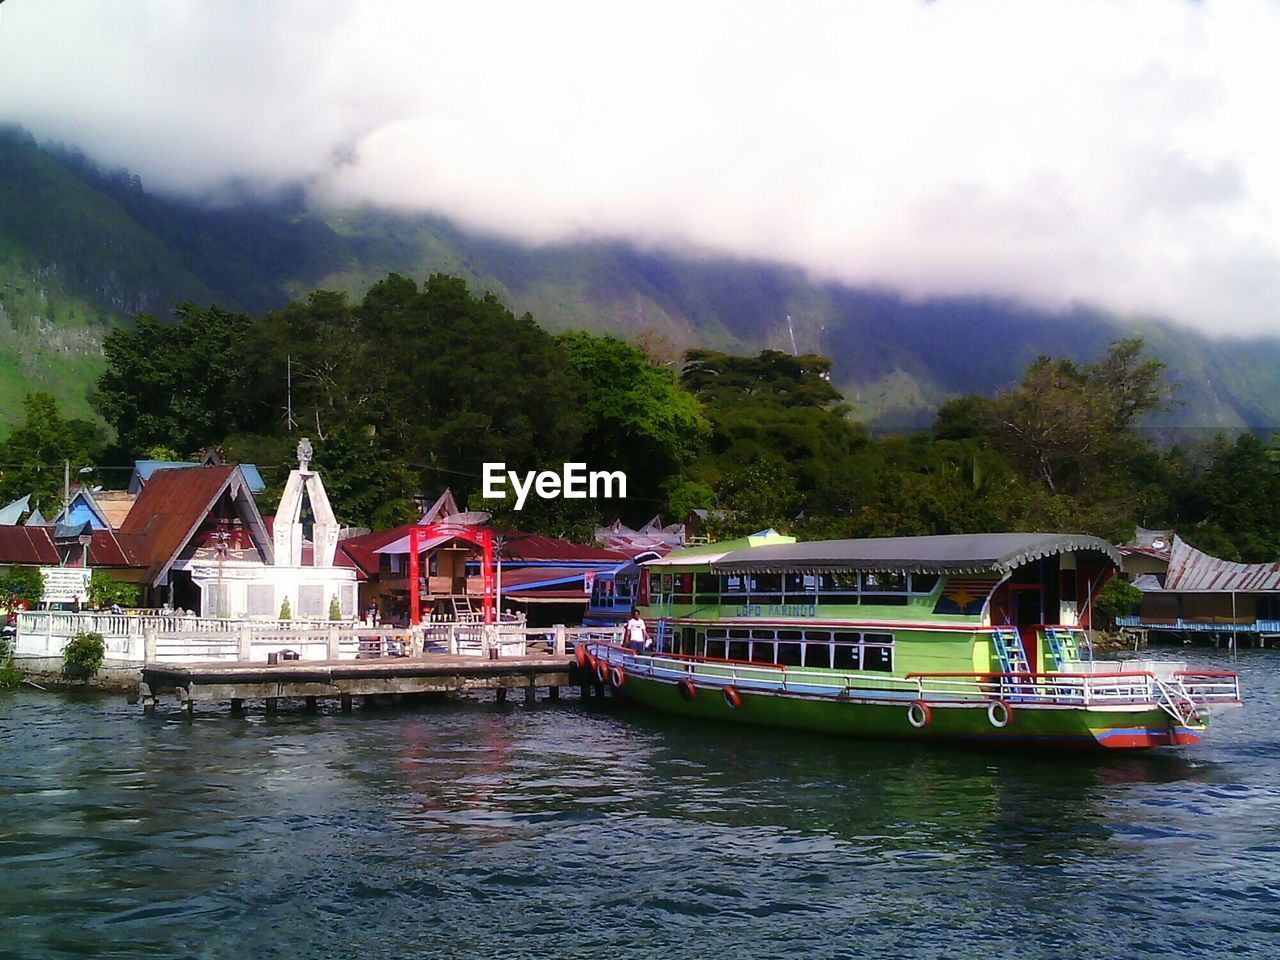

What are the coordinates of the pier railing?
(14, 610, 623, 666)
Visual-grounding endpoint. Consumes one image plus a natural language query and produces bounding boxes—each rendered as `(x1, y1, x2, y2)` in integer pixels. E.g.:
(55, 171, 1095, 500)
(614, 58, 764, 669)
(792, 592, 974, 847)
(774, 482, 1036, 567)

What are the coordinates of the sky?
(2, 0, 1279, 336)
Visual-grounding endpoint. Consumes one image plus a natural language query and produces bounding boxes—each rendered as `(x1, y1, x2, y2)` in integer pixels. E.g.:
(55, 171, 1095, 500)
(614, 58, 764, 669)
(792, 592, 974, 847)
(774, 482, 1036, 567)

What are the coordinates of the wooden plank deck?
(140, 653, 586, 715)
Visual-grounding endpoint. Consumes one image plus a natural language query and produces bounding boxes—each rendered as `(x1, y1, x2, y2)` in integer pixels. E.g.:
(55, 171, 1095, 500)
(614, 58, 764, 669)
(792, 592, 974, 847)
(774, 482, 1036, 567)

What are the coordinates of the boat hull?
(601, 662, 1203, 751)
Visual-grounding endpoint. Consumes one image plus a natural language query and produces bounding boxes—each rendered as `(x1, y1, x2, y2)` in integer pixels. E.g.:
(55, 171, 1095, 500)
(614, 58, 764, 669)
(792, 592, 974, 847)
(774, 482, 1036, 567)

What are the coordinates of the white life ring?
(907, 700, 932, 729)
(987, 699, 1014, 728)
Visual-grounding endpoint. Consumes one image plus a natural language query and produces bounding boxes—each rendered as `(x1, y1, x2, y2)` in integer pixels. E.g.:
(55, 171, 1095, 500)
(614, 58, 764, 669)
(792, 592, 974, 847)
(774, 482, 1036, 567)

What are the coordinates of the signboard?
(40, 567, 92, 604)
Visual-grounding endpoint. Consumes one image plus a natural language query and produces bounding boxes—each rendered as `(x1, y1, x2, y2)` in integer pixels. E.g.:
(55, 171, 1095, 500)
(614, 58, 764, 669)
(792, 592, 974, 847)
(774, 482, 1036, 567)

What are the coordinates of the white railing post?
(45, 611, 54, 655)
(143, 628, 157, 663)
(553, 624, 566, 656)
(237, 625, 252, 662)
(448, 624, 459, 656)
(327, 626, 341, 660)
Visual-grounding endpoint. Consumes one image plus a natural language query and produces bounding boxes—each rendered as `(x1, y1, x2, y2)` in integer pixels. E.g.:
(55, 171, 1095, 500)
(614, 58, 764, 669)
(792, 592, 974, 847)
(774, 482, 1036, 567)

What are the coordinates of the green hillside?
(2, 125, 1278, 439)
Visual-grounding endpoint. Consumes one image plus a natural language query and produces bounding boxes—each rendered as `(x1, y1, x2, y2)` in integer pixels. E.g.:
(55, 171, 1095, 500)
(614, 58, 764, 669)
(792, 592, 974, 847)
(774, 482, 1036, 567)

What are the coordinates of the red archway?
(408, 523, 496, 624)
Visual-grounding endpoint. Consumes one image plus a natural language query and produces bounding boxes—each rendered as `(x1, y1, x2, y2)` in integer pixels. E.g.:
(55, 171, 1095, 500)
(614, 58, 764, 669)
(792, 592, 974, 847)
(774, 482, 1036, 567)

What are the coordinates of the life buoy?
(722, 686, 743, 710)
(596, 660, 610, 683)
(610, 666, 625, 688)
(987, 700, 1013, 728)
(677, 678, 698, 701)
(907, 700, 932, 729)
(575, 646, 589, 669)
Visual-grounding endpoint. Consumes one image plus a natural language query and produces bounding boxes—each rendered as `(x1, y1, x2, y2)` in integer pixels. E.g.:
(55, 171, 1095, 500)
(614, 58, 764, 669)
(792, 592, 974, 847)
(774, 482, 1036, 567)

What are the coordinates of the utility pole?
(63, 459, 70, 520)
(285, 354, 297, 431)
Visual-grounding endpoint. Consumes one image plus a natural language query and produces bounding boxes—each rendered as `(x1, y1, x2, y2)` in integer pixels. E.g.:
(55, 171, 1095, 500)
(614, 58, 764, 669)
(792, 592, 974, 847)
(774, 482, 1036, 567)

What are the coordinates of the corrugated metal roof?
(120, 465, 269, 584)
(1162, 536, 1280, 592)
(0, 526, 60, 564)
(703, 533, 1120, 575)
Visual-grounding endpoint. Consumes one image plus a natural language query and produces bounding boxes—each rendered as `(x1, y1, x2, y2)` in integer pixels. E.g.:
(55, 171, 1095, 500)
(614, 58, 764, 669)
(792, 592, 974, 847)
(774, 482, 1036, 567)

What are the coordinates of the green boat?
(582, 532, 1242, 750)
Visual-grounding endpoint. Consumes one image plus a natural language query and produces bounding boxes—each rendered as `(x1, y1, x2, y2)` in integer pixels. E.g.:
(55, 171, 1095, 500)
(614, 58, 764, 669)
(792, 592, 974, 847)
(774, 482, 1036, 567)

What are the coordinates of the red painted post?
(409, 525, 421, 625)
(480, 528, 495, 624)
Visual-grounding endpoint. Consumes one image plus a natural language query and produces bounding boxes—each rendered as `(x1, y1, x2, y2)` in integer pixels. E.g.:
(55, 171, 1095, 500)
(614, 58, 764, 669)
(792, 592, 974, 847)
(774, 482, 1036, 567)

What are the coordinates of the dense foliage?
(56, 272, 1280, 559)
(87, 570, 141, 609)
(0, 566, 45, 607)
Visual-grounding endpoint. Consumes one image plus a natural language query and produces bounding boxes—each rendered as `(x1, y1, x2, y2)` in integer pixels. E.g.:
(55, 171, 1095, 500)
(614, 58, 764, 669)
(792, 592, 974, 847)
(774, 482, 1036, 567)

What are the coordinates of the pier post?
(230, 698, 244, 716)
(265, 697, 278, 716)
(553, 625, 566, 656)
(237, 625, 252, 662)
(143, 628, 157, 664)
(496, 687, 507, 704)
(340, 694, 352, 713)
(139, 682, 156, 715)
(549, 686, 560, 701)
(305, 696, 318, 713)
(448, 624, 459, 656)
(327, 627, 341, 660)
(525, 682, 537, 704)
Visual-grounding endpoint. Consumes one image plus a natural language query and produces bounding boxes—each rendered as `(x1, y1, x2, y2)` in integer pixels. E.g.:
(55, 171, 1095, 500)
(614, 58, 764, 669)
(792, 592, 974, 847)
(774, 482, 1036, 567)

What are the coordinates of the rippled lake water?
(2, 648, 1279, 959)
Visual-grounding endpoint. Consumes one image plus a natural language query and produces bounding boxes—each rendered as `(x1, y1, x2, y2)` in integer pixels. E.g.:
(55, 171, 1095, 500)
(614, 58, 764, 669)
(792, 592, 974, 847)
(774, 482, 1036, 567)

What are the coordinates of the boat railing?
(588, 643, 1242, 709)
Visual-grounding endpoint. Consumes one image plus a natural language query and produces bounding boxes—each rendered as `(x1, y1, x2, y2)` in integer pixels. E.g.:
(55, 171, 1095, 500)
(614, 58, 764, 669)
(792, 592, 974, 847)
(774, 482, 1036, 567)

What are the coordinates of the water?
(2, 649, 1279, 960)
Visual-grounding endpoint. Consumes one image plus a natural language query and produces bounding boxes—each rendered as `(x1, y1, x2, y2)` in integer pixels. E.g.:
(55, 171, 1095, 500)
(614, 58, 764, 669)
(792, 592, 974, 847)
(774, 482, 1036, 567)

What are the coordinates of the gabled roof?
(677, 533, 1120, 575)
(119, 465, 272, 584)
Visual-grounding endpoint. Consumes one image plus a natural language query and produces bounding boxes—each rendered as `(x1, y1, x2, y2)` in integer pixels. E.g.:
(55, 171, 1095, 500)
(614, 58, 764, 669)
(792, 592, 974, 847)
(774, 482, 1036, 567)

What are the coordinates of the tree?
(1171, 433, 1280, 561)
(557, 332, 710, 520)
(87, 570, 142, 609)
(95, 304, 262, 456)
(0, 392, 101, 512)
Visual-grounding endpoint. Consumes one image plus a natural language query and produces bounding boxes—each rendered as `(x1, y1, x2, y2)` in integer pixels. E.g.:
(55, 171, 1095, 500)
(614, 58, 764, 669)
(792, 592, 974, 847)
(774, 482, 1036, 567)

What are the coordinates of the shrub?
(0, 565, 45, 607)
(0, 658, 22, 690)
(279, 596, 292, 620)
(1095, 579, 1145, 628)
(63, 630, 106, 678)
(329, 594, 341, 621)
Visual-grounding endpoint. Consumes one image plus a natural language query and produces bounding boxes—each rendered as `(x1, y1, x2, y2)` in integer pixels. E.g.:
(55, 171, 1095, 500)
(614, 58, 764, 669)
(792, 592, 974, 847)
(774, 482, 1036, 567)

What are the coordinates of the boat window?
(833, 631, 860, 643)
(727, 641, 750, 661)
(706, 639, 728, 659)
(694, 572, 720, 605)
(777, 642, 803, 665)
(863, 571, 908, 605)
(910, 573, 940, 594)
(783, 572, 816, 599)
(777, 629, 803, 641)
(681, 628, 696, 655)
(817, 571, 860, 605)
(706, 627, 727, 639)
(748, 573, 782, 605)
(833, 644, 860, 671)
(750, 641, 776, 663)
(863, 646, 893, 672)
(728, 628, 750, 639)
(723, 574, 748, 595)
(695, 632, 708, 657)
(803, 643, 831, 668)
(804, 630, 831, 642)
(751, 629, 775, 640)
(1061, 572, 1077, 602)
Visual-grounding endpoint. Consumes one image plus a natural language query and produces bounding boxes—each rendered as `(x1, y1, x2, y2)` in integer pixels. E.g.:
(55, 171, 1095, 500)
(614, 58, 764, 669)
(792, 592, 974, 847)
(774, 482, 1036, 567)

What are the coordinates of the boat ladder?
(1043, 627, 1078, 669)
(1151, 674, 1202, 727)
(992, 628, 1033, 698)
(654, 618, 673, 653)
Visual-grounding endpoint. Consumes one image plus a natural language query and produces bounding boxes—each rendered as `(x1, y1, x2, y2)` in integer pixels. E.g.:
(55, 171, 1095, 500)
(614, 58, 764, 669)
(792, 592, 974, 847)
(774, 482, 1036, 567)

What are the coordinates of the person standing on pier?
(624, 608, 650, 653)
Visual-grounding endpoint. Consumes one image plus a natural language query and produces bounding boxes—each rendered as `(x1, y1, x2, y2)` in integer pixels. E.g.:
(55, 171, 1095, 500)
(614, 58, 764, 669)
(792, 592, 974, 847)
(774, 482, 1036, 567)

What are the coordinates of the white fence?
(14, 610, 621, 666)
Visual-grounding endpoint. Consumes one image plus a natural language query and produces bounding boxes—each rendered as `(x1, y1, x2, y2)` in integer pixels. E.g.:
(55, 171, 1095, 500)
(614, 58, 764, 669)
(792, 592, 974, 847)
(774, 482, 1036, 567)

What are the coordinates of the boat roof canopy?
(658, 533, 1120, 576)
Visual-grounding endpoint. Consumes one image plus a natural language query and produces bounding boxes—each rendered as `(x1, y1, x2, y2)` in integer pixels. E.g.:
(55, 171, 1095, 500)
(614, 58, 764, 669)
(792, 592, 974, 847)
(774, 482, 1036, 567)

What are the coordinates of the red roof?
(119, 465, 265, 583)
(497, 530, 626, 564)
(0, 526, 60, 565)
(0, 525, 144, 569)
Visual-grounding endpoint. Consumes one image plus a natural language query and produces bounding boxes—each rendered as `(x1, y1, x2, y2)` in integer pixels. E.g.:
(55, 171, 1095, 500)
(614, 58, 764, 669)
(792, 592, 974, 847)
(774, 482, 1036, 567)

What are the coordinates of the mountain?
(2, 124, 1277, 438)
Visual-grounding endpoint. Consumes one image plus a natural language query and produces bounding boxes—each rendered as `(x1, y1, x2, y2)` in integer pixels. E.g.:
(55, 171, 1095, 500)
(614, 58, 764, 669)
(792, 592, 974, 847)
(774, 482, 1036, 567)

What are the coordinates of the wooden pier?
(140, 653, 593, 716)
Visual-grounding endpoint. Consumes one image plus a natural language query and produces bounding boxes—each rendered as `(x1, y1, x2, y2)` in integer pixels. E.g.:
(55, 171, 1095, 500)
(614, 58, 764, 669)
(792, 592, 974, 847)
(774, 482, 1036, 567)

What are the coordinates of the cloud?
(3, 0, 1280, 335)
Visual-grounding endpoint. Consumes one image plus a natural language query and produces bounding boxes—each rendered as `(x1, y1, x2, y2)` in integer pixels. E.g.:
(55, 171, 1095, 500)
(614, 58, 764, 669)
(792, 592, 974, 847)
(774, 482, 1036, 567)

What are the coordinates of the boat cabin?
(639, 532, 1120, 676)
